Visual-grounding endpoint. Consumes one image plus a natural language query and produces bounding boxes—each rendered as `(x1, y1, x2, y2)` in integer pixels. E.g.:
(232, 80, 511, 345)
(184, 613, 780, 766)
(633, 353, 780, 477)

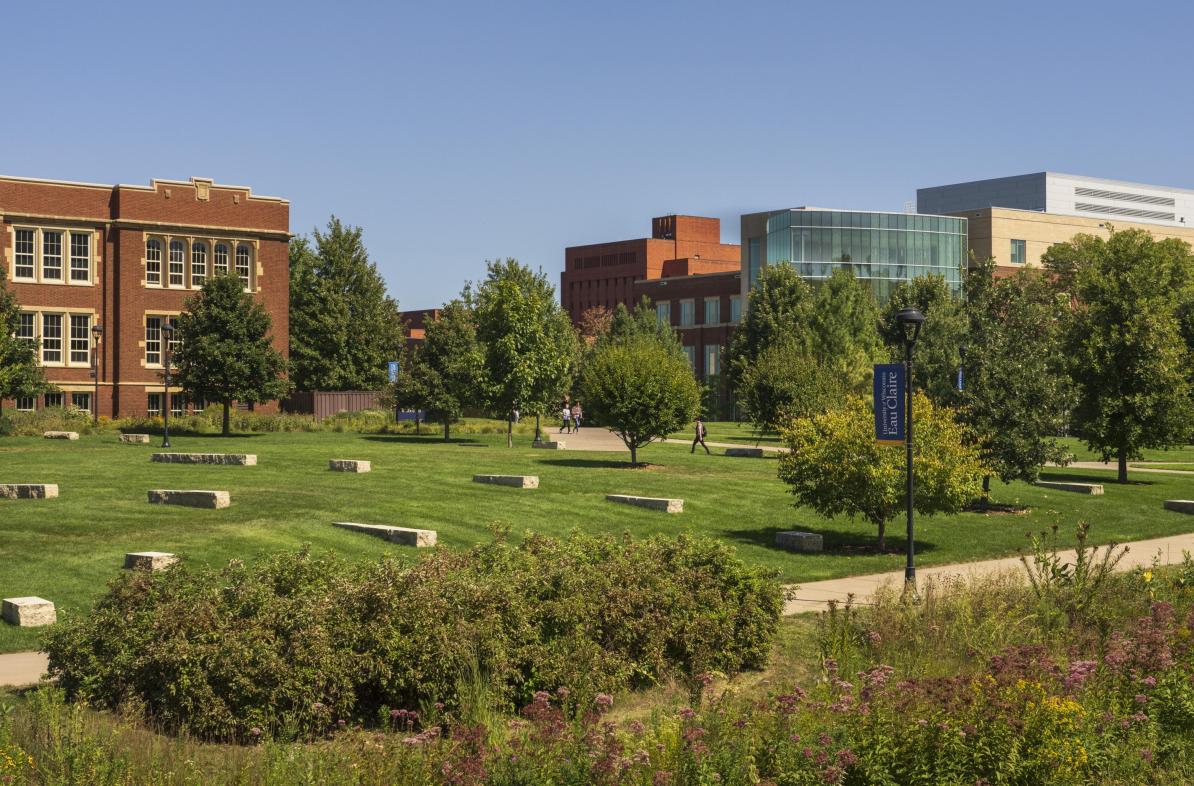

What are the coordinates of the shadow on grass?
(725, 525, 939, 557)
(361, 435, 485, 446)
(1037, 470, 1152, 486)
(536, 458, 635, 469)
(131, 431, 267, 439)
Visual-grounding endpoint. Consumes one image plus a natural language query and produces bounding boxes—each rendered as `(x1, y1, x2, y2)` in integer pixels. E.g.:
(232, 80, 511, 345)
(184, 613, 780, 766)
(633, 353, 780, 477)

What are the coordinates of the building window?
(145, 315, 177, 366)
(15, 396, 35, 412)
(703, 297, 720, 324)
(44, 392, 64, 409)
(146, 238, 162, 286)
(704, 344, 720, 379)
(69, 314, 91, 365)
(42, 231, 63, 281)
(17, 313, 34, 344)
(214, 243, 230, 276)
(168, 240, 185, 287)
(69, 232, 91, 282)
(41, 313, 62, 363)
(679, 300, 695, 326)
(1010, 239, 1026, 265)
(748, 238, 761, 288)
(14, 229, 35, 279)
(656, 301, 671, 325)
(235, 244, 252, 289)
(683, 345, 695, 368)
(147, 392, 162, 416)
(71, 392, 91, 413)
(170, 393, 184, 417)
(730, 296, 741, 323)
(191, 242, 208, 287)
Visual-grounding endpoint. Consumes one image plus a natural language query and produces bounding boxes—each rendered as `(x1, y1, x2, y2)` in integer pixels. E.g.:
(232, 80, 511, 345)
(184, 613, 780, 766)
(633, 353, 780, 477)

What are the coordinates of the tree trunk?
(630, 443, 637, 467)
(1117, 446, 1128, 483)
(415, 416, 420, 435)
(534, 414, 541, 443)
(876, 519, 886, 553)
(444, 419, 450, 442)
(506, 417, 512, 448)
(981, 475, 991, 510)
(222, 401, 231, 436)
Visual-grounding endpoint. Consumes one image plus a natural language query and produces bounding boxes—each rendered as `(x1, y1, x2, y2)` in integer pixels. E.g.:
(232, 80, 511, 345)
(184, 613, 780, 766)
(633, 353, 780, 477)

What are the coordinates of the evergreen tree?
(173, 275, 290, 436)
(0, 265, 49, 416)
(879, 274, 968, 407)
(289, 218, 403, 391)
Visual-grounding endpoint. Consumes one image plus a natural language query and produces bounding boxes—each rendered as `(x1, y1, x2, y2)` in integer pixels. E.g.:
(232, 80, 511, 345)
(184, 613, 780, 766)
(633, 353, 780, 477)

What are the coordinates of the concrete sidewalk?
(0, 651, 48, 688)
(783, 531, 1194, 615)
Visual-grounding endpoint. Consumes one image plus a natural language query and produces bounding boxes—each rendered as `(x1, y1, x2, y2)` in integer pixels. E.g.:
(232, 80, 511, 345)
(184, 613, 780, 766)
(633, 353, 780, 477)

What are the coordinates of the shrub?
(44, 533, 781, 742)
(0, 406, 99, 436)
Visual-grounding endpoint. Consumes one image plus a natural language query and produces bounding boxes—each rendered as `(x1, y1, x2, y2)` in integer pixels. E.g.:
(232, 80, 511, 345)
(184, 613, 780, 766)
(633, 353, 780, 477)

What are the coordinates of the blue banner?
(873, 363, 905, 444)
(387, 360, 400, 383)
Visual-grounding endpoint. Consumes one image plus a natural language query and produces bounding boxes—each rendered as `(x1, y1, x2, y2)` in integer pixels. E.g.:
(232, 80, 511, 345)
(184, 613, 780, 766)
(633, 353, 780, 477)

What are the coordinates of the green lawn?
(1059, 437, 1194, 464)
(667, 421, 783, 445)
(2, 429, 1193, 653)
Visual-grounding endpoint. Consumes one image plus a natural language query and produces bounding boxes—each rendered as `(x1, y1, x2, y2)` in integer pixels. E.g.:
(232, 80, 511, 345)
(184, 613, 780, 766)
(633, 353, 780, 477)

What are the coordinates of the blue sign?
(956, 367, 964, 392)
(387, 361, 400, 383)
(873, 363, 905, 444)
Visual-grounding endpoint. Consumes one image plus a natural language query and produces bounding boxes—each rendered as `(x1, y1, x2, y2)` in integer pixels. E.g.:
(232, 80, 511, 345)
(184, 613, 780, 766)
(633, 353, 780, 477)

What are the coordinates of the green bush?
(0, 406, 101, 436)
(43, 533, 781, 742)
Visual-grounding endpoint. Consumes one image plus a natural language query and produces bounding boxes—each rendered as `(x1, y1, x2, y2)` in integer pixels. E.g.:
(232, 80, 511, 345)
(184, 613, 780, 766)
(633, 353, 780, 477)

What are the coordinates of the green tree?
(738, 340, 845, 440)
(473, 259, 576, 447)
(1043, 229, 1194, 482)
(600, 297, 685, 357)
(962, 259, 1074, 494)
(725, 263, 814, 393)
(414, 299, 486, 441)
(808, 268, 884, 392)
(580, 334, 700, 466)
(173, 275, 290, 436)
(778, 394, 986, 552)
(879, 274, 968, 407)
(0, 266, 49, 416)
(289, 218, 403, 391)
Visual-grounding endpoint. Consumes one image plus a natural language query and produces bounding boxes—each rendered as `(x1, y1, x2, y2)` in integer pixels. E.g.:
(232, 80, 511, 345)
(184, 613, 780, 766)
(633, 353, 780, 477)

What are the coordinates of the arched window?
(168, 240, 185, 287)
(145, 238, 162, 286)
(191, 241, 208, 287)
(214, 243, 230, 276)
(235, 244, 252, 289)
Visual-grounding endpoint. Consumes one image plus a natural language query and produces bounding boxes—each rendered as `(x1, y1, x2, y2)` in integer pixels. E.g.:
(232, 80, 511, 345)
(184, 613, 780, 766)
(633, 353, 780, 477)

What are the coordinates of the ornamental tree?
(173, 274, 290, 436)
(778, 394, 986, 552)
(0, 265, 50, 417)
(579, 334, 700, 466)
(737, 340, 845, 440)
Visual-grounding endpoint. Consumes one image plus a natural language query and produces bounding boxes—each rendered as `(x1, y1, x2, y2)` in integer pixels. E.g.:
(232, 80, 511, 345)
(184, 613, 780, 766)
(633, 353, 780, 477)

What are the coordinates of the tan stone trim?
(114, 218, 290, 238)
(0, 173, 287, 204)
(5, 224, 98, 286)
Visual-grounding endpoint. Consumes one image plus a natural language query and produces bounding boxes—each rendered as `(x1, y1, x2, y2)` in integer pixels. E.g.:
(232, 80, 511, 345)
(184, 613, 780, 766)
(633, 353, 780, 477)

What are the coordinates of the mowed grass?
(1, 429, 1193, 652)
(667, 421, 783, 445)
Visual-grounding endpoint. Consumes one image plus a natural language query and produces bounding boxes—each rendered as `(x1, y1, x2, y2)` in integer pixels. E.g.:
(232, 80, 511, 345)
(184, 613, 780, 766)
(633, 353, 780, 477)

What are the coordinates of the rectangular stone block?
(606, 494, 683, 513)
(43, 431, 78, 440)
(151, 453, 257, 466)
(329, 459, 371, 473)
(333, 522, 437, 547)
(1163, 500, 1194, 515)
(473, 474, 539, 489)
(532, 440, 566, 450)
(776, 530, 824, 553)
(1034, 481, 1104, 495)
(2, 597, 56, 627)
(124, 551, 179, 571)
(725, 447, 765, 458)
(120, 434, 151, 444)
(147, 489, 230, 509)
(0, 484, 58, 499)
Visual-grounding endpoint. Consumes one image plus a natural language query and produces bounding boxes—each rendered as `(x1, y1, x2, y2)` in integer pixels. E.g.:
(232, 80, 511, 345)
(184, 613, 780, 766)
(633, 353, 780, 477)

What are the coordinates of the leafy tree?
(173, 275, 290, 436)
(737, 340, 845, 440)
(599, 297, 685, 357)
(778, 394, 986, 552)
(879, 274, 968, 407)
(0, 266, 49, 416)
(725, 263, 814, 392)
(962, 258, 1074, 494)
(579, 334, 700, 466)
(422, 300, 486, 440)
(473, 259, 577, 447)
(289, 219, 403, 391)
(1043, 229, 1194, 481)
(808, 268, 884, 392)
(577, 306, 613, 348)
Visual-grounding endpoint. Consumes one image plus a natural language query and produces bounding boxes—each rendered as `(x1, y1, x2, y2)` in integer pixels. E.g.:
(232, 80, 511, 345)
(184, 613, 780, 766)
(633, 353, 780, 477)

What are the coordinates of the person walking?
(560, 403, 572, 433)
(571, 402, 582, 432)
(691, 416, 710, 454)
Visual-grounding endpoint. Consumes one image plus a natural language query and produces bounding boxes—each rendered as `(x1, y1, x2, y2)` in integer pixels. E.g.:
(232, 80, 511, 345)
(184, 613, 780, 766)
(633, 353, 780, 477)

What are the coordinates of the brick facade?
(633, 269, 742, 382)
(1, 175, 289, 418)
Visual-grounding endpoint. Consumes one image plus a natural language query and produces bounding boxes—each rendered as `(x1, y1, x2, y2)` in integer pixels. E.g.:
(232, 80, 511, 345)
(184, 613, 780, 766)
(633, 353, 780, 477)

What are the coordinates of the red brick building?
(1, 174, 289, 418)
(633, 266, 742, 382)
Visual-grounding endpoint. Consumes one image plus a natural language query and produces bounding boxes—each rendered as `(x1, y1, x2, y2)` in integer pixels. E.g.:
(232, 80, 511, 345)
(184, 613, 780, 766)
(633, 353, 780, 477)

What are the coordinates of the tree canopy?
(0, 266, 49, 416)
(879, 274, 967, 408)
(737, 340, 845, 440)
(725, 263, 814, 392)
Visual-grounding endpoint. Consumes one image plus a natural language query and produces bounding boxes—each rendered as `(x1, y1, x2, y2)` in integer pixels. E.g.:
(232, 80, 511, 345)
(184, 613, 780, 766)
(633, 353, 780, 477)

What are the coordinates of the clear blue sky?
(3, 0, 1190, 309)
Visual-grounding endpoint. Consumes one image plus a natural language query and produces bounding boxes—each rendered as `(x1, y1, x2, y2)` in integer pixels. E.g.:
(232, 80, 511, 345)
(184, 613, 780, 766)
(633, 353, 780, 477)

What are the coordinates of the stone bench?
(1034, 481, 1104, 495)
(147, 489, 230, 509)
(151, 453, 257, 466)
(120, 434, 151, 444)
(0, 484, 58, 500)
(775, 531, 824, 553)
(533, 440, 566, 450)
(606, 494, 683, 513)
(329, 459, 371, 473)
(473, 475, 539, 489)
(124, 551, 179, 571)
(1163, 500, 1194, 515)
(43, 431, 78, 440)
(333, 522, 437, 547)
(2, 597, 56, 627)
(725, 447, 765, 458)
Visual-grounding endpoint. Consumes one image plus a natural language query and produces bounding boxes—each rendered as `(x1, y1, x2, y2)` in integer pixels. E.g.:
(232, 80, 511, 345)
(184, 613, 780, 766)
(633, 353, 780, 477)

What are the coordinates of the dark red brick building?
(1, 174, 290, 418)
(633, 266, 742, 382)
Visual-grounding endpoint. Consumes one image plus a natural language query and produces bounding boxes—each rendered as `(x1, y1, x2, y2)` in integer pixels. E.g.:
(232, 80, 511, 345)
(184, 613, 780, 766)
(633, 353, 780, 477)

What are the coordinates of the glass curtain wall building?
(740, 209, 967, 302)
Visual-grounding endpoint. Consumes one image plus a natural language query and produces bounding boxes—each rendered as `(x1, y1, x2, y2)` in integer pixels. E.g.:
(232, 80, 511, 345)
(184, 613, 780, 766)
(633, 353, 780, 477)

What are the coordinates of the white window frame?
(43, 392, 64, 409)
(147, 392, 163, 417)
(191, 241, 207, 287)
(9, 226, 95, 285)
(20, 308, 96, 368)
(235, 243, 252, 290)
(17, 312, 35, 344)
(69, 314, 92, 365)
(15, 395, 35, 412)
(13, 228, 36, 281)
(145, 314, 179, 368)
(168, 240, 186, 288)
(69, 232, 92, 283)
(70, 392, 91, 413)
(41, 230, 63, 281)
(214, 243, 230, 276)
(41, 313, 63, 364)
(145, 237, 163, 286)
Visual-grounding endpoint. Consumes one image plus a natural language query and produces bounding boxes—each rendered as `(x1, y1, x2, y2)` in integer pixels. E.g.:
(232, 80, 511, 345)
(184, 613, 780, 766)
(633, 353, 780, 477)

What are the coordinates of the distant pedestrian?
(691, 417, 710, 454)
(571, 402, 582, 432)
(560, 403, 572, 433)
(512, 407, 520, 424)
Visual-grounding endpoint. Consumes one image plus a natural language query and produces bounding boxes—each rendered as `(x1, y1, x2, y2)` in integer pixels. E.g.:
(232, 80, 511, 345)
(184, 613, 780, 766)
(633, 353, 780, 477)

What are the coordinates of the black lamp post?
(90, 324, 102, 424)
(895, 307, 925, 589)
(163, 322, 174, 446)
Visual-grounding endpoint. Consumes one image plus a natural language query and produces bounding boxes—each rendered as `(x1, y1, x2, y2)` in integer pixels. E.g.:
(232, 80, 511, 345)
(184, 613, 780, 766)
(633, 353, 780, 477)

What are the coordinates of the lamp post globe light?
(90, 324, 102, 424)
(894, 307, 925, 591)
(159, 320, 174, 446)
